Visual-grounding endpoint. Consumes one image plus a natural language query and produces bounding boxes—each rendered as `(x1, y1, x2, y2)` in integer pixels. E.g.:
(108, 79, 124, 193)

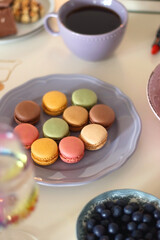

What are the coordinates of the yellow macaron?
(31, 138, 58, 166)
(42, 91, 67, 116)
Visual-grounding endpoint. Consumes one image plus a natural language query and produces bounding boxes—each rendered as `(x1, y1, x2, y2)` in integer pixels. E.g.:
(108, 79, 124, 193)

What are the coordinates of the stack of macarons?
(13, 88, 115, 166)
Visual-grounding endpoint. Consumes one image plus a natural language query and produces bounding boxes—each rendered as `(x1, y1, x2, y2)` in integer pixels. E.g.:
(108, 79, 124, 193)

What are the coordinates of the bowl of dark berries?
(76, 189, 160, 240)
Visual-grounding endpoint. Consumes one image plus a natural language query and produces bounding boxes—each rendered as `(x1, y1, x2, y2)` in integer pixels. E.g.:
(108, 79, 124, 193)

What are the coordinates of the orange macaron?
(42, 91, 67, 116)
(31, 138, 58, 166)
(63, 105, 88, 132)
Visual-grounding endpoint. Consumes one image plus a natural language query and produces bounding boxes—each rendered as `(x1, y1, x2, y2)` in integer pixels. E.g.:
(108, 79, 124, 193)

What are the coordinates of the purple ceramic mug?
(44, 0, 128, 61)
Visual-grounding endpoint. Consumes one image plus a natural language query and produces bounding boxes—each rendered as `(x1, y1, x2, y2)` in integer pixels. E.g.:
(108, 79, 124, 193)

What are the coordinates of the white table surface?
(0, 1, 160, 239)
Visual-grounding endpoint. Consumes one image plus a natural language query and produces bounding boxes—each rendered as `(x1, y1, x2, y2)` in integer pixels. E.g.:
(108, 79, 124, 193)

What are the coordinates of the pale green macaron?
(71, 88, 97, 110)
(43, 118, 69, 141)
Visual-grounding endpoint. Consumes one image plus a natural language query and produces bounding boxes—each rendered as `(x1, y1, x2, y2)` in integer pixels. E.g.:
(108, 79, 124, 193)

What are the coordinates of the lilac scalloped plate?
(0, 74, 141, 187)
(147, 64, 160, 120)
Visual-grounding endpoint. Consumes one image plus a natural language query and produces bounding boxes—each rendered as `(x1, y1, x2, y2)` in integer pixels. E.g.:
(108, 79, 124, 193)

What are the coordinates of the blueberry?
(154, 209, 160, 219)
(132, 211, 143, 222)
(101, 219, 109, 227)
(86, 233, 97, 240)
(114, 233, 124, 240)
(125, 238, 135, 240)
(121, 214, 131, 222)
(157, 219, 160, 229)
(108, 222, 119, 234)
(145, 232, 153, 240)
(129, 202, 139, 211)
(124, 205, 134, 215)
(116, 199, 129, 207)
(92, 213, 102, 222)
(87, 218, 96, 231)
(137, 222, 148, 232)
(93, 225, 106, 237)
(157, 230, 160, 239)
(132, 229, 143, 238)
(105, 201, 115, 209)
(112, 205, 123, 217)
(96, 204, 106, 214)
(142, 213, 152, 223)
(144, 203, 155, 213)
(99, 236, 110, 240)
(101, 209, 111, 219)
(127, 222, 137, 231)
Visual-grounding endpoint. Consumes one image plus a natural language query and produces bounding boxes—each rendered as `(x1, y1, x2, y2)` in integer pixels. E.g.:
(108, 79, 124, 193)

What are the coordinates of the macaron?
(31, 138, 58, 166)
(89, 104, 115, 129)
(43, 118, 69, 141)
(80, 124, 108, 150)
(59, 136, 85, 163)
(14, 123, 39, 149)
(63, 105, 88, 132)
(14, 100, 41, 125)
(71, 88, 97, 110)
(42, 91, 67, 116)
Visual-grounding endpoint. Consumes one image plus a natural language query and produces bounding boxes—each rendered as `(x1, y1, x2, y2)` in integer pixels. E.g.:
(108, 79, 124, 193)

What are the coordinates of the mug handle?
(44, 13, 60, 36)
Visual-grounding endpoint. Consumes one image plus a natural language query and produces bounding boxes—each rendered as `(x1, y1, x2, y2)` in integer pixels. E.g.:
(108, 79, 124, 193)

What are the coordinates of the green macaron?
(43, 118, 69, 141)
(71, 88, 97, 110)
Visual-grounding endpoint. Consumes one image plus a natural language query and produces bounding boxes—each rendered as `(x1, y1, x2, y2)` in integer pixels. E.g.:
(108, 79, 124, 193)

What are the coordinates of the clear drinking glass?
(0, 124, 38, 240)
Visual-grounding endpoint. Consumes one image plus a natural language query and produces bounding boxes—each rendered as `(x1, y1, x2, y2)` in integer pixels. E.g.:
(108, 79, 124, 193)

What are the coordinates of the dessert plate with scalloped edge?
(0, 74, 141, 187)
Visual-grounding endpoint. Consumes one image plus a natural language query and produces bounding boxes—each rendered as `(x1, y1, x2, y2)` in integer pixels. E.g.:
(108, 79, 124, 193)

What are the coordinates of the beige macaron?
(80, 124, 108, 150)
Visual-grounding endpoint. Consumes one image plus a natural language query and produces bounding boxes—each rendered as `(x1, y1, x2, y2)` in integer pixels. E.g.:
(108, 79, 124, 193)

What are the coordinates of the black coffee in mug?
(63, 5, 122, 35)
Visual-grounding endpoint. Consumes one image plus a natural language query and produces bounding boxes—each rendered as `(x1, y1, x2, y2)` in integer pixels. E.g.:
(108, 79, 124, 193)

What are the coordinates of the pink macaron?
(59, 136, 85, 163)
(14, 123, 39, 149)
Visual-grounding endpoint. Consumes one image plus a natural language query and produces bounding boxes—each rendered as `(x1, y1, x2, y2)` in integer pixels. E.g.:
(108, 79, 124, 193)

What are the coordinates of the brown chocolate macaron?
(89, 104, 115, 129)
(14, 100, 41, 125)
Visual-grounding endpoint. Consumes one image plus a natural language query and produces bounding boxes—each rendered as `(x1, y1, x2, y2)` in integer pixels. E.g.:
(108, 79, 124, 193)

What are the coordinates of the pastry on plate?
(31, 138, 58, 166)
(42, 91, 67, 116)
(14, 100, 41, 125)
(80, 124, 108, 150)
(12, 0, 45, 23)
(0, 0, 13, 7)
(59, 136, 85, 164)
(72, 88, 97, 110)
(14, 123, 39, 149)
(0, 7, 17, 37)
(43, 118, 69, 141)
(89, 104, 115, 129)
(63, 105, 88, 132)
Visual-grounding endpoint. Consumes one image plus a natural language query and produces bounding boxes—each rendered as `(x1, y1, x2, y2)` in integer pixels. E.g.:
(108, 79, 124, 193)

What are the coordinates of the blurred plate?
(0, 74, 141, 187)
(147, 64, 160, 120)
(0, 0, 54, 44)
